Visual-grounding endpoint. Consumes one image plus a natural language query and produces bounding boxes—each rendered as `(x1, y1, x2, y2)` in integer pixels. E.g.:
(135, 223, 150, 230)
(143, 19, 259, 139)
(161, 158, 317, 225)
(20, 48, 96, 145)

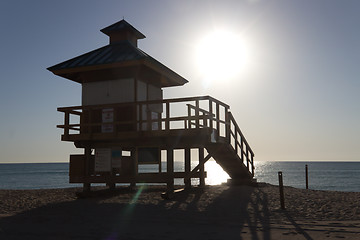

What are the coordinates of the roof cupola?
(100, 19, 145, 46)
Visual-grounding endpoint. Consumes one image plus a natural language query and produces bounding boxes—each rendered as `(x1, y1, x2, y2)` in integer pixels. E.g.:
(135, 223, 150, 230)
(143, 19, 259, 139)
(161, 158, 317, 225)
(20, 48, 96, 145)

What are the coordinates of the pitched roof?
(48, 40, 146, 71)
(47, 20, 188, 87)
(47, 40, 188, 87)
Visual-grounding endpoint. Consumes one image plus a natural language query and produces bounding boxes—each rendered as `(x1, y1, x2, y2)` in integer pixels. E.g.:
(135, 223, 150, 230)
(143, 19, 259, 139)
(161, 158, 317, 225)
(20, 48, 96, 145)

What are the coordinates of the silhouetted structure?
(48, 20, 255, 193)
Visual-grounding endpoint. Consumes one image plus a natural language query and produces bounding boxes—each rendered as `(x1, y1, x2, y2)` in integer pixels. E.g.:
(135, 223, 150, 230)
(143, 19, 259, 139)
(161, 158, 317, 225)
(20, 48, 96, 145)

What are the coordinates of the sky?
(0, 0, 359, 163)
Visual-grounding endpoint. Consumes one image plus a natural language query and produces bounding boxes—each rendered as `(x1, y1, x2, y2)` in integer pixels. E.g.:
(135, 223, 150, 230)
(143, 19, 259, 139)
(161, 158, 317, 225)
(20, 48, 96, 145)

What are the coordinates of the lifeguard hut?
(48, 20, 255, 193)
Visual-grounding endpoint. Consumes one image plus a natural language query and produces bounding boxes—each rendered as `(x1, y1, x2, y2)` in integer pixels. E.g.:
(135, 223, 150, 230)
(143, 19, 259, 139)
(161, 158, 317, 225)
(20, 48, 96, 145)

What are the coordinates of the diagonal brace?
(184, 154, 211, 180)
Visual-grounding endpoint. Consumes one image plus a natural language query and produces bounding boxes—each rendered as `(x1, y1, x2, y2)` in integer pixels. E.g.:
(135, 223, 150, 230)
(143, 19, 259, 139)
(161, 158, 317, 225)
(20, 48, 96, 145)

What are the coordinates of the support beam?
(167, 148, 174, 193)
(130, 148, 137, 188)
(83, 146, 91, 192)
(184, 153, 211, 180)
(199, 148, 205, 187)
(108, 169, 116, 190)
(184, 148, 191, 189)
(158, 149, 162, 173)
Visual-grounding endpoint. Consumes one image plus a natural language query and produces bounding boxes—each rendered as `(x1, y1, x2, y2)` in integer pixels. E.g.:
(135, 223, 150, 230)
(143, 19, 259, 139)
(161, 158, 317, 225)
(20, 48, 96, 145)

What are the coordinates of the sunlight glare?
(205, 160, 230, 185)
(196, 30, 246, 86)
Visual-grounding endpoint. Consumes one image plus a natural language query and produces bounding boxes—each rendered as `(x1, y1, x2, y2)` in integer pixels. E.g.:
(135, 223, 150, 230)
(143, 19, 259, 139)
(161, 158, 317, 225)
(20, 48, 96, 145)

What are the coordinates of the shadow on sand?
(0, 185, 310, 240)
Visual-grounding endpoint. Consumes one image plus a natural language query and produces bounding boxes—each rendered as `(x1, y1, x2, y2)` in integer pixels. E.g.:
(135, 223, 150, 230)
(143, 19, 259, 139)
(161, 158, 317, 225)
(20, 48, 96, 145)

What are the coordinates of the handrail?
(228, 113, 254, 156)
(186, 104, 216, 129)
(228, 112, 255, 177)
(58, 95, 230, 138)
(186, 104, 215, 117)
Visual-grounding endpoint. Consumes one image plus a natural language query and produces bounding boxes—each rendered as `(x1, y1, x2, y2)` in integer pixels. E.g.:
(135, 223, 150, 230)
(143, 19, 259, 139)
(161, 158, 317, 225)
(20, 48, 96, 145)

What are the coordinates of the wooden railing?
(57, 95, 254, 176)
(228, 112, 255, 177)
(58, 96, 229, 137)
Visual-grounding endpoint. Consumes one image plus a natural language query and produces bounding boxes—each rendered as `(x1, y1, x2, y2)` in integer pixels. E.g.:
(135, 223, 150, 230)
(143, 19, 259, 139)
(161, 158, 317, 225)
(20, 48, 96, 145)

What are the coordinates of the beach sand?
(1, 183, 360, 239)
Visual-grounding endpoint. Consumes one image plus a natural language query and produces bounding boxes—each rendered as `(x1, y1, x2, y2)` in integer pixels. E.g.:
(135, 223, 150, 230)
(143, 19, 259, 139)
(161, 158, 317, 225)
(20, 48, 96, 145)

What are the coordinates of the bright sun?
(196, 30, 246, 84)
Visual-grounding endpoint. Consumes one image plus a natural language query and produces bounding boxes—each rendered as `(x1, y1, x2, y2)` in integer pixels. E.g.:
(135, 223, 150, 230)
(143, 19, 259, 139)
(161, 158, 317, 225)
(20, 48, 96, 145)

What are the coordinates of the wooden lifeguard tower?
(48, 20, 255, 193)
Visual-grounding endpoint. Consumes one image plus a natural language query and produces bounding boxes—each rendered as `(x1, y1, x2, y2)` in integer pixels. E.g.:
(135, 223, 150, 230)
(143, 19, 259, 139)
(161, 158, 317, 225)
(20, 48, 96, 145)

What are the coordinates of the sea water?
(255, 161, 360, 192)
(0, 161, 359, 192)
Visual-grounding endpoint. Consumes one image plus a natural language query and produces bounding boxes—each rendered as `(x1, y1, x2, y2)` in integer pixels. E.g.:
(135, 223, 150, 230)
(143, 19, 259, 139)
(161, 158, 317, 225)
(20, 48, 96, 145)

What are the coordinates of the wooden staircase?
(206, 141, 253, 181)
(204, 110, 255, 182)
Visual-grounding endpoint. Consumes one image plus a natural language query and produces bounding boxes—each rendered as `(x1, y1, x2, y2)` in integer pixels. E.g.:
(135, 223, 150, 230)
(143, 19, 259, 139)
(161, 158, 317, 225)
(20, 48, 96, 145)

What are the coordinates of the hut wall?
(82, 78, 135, 106)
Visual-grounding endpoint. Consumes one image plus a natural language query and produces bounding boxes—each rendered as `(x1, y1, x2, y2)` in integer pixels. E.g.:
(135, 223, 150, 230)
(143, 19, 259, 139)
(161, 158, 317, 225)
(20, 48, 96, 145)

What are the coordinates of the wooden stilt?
(83, 146, 91, 192)
(199, 147, 205, 187)
(130, 148, 137, 188)
(159, 150, 162, 173)
(108, 168, 116, 190)
(167, 148, 174, 193)
(184, 148, 191, 189)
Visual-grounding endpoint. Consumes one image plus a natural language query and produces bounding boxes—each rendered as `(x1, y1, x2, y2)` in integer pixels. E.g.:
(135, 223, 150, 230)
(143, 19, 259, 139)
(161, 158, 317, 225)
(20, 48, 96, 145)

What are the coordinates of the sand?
(1, 183, 360, 239)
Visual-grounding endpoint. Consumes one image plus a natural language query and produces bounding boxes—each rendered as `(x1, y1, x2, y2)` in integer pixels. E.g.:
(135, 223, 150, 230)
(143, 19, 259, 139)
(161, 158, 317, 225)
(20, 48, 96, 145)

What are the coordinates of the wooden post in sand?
(278, 171, 285, 209)
(305, 164, 309, 190)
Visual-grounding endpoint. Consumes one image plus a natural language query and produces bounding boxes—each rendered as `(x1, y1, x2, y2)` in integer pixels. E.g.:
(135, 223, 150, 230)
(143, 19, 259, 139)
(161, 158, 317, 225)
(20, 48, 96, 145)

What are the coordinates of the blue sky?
(0, 0, 359, 163)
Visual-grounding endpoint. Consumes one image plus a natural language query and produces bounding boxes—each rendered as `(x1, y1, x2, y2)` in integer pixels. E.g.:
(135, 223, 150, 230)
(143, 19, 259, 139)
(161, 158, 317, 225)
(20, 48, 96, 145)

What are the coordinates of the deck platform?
(57, 96, 255, 192)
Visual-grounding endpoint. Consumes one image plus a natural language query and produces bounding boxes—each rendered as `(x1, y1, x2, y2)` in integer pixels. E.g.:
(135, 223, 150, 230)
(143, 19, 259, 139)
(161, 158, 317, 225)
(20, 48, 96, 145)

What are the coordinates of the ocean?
(0, 161, 359, 192)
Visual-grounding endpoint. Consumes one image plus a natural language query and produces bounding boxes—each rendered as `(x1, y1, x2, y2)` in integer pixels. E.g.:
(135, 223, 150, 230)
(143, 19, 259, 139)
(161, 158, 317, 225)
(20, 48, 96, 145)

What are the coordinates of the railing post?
(202, 113, 206, 127)
(251, 153, 255, 177)
(195, 100, 200, 128)
(64, 110, 70, 137)
(209, 99, 213, 129)
(158, 112, 161, 130)
(146, 108, 151, 131)
(139, 104, 143, 131)
(89, 108, 93, 135)
(235, 130, 238, 154)
(113, 108, 117, 133)
(187, 104, 191, 129)
(225, 109, 231, 143)
(240, 139, 244, 163)
(216, 103, 220, 133)
(246, 148, 250, 170)
(165, 102, 170, 130)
